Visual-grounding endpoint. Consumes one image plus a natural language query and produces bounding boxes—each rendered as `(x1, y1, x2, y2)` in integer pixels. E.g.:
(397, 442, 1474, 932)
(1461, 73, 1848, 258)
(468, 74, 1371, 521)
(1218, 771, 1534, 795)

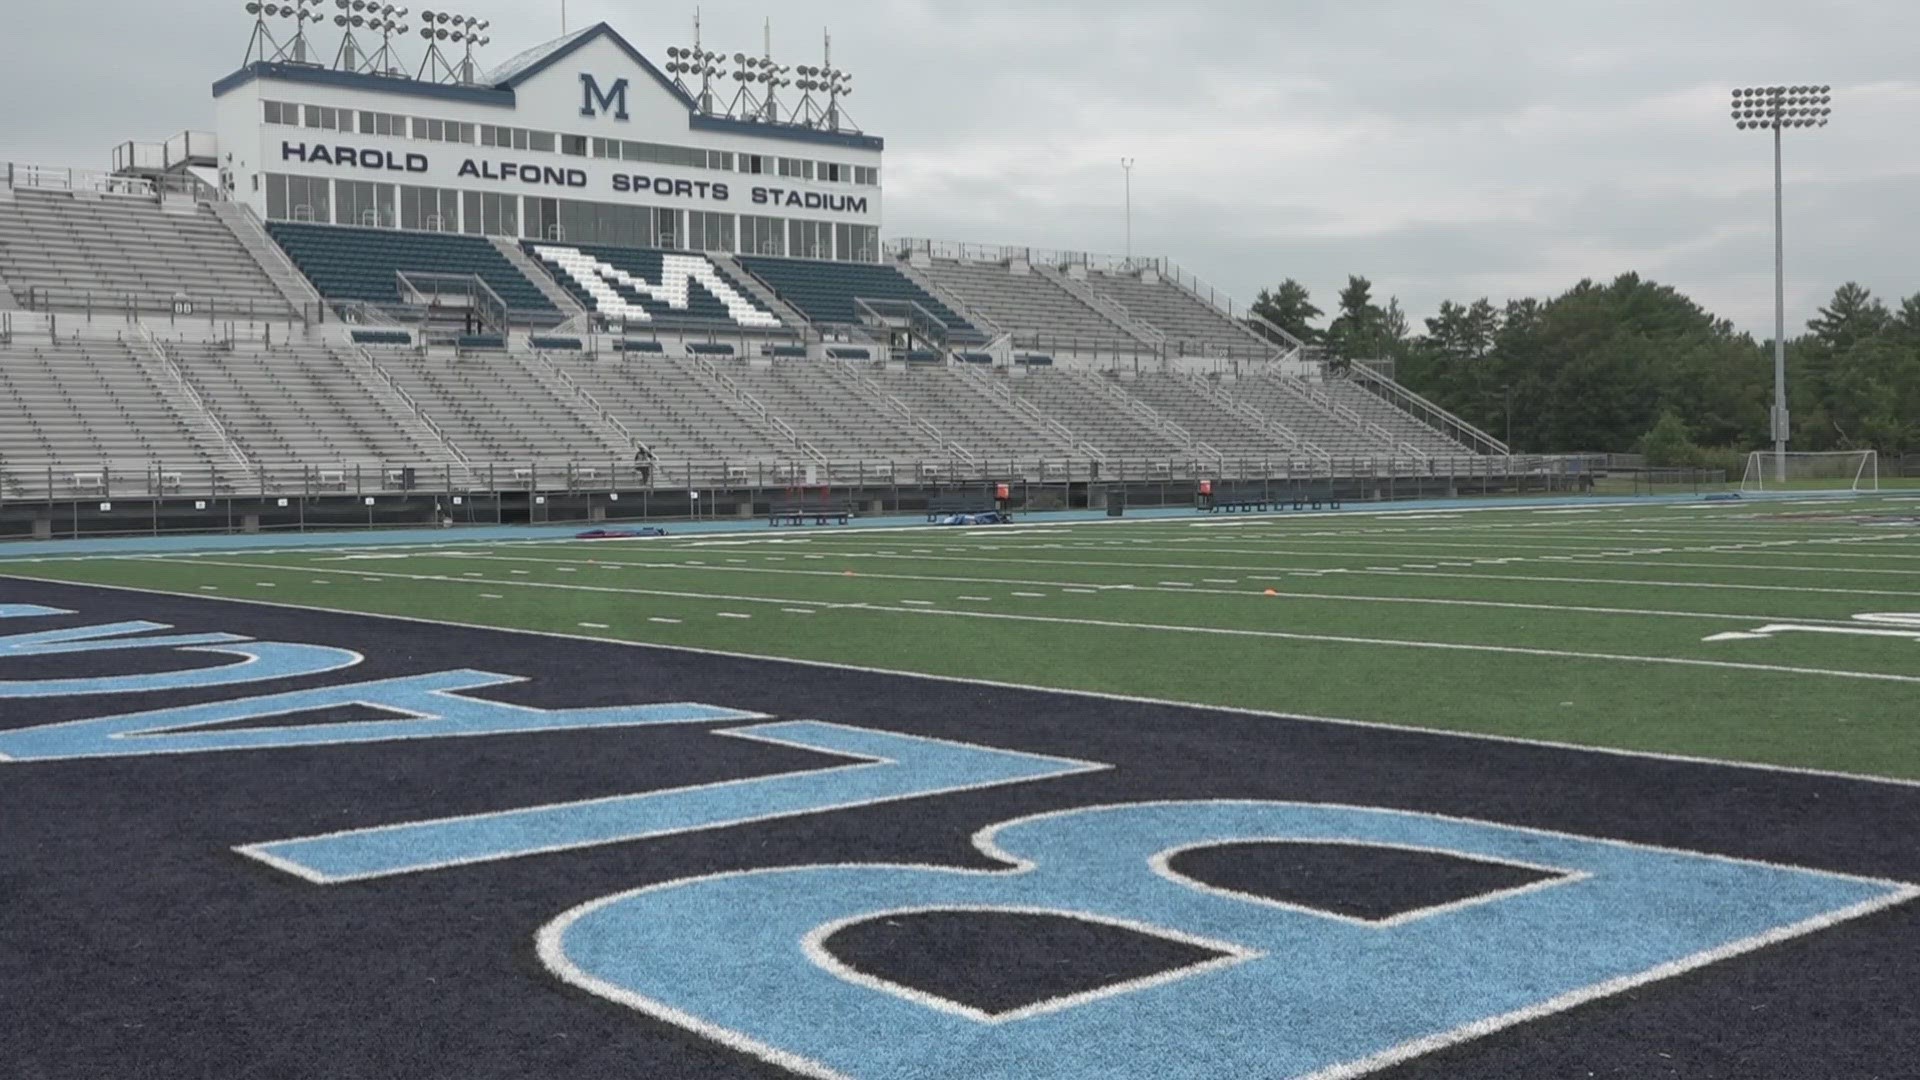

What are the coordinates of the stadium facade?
(213, 22, 883, 261)
(0, 8, 1548, 539)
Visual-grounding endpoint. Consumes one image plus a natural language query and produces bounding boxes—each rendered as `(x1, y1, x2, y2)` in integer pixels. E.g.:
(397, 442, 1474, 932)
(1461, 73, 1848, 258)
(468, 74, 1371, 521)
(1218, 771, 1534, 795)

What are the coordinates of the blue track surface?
(0, 490, 1835, 561)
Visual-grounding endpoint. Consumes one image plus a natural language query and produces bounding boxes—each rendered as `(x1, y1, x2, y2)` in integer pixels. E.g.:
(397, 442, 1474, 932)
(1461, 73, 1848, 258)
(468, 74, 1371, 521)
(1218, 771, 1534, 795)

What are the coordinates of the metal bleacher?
(267, 221, 560, 322)
(723, 360, 944, 461)
(1121, 373, 1298, 460)
(0, 189, 295, 317)
(543, 353, 799, 473)
(165, 340, 456, 473)
(1324, 377, 1473, 455)
(526, 242, 785, 332)
(1006, 368, 1186, 461)
(869, 366, 1074, 462)
(0, 337, 236, 493)
(909, 257, 1136, 347)
(736, 255, 982, 341)
(1080, 268, 1271, 358)
(372, 350, 628, 464)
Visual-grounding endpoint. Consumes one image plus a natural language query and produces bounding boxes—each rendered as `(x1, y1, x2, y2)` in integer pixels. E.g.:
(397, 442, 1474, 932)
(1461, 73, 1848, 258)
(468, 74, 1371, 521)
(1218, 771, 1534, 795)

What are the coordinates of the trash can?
(400, 466, 417, 492)
(1106, 489, 1127, 518)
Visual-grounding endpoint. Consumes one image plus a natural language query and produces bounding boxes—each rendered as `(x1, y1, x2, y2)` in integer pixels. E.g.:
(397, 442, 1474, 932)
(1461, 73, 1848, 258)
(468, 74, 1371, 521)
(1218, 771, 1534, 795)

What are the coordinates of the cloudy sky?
(6, 0, 1916, 336)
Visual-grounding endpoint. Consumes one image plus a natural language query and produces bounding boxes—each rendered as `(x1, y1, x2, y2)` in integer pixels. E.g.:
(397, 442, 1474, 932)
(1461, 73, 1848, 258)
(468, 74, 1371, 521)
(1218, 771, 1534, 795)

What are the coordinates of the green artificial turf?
(9, 497, 1920, 780)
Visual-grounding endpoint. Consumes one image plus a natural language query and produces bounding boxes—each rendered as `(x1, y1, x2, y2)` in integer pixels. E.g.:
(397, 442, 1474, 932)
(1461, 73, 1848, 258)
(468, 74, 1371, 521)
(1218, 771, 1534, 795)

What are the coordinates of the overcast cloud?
(6, 0, 1916, 337)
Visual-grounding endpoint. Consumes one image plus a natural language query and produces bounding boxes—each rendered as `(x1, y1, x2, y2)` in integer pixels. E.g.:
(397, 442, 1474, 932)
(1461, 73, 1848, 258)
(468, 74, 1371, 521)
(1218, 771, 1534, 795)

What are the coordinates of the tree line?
(1249, 274, 1920, 464)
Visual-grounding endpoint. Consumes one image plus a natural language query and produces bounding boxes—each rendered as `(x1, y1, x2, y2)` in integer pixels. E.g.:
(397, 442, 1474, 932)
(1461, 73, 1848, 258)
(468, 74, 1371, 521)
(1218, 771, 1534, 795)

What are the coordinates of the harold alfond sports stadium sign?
(279, 140, 872, 214)
(2, 583, 1915, 1079)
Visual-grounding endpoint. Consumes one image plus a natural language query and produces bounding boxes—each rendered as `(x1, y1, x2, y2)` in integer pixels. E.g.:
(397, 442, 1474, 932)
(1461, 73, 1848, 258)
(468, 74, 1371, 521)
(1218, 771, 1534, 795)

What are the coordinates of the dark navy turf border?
(1, 577, 1915, 1079)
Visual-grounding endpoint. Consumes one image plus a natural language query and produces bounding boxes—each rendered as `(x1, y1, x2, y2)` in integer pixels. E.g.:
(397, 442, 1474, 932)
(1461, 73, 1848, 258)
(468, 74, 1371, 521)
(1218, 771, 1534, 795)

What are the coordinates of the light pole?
(1121, 157, 1135, 265)
(1731, 84, 1831, 482)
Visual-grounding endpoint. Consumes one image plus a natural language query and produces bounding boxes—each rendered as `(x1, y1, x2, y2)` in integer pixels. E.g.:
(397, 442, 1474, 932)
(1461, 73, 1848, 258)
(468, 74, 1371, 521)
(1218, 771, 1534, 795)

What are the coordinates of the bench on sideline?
(1200, 481, 1343, 513)
(771, 495, 854, 527)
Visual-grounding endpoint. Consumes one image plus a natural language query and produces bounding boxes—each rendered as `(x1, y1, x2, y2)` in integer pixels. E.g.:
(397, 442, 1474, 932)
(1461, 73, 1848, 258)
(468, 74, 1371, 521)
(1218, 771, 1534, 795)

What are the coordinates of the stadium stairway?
(208, 200, 324, 315)
(0, 267, 19, 312)
(490, 237, 587, 323)
(520, 350, 645, 456)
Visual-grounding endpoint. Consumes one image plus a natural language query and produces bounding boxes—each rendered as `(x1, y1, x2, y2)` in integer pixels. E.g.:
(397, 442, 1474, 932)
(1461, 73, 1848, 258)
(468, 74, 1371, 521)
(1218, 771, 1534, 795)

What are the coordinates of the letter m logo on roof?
(580, 74, 630, 121)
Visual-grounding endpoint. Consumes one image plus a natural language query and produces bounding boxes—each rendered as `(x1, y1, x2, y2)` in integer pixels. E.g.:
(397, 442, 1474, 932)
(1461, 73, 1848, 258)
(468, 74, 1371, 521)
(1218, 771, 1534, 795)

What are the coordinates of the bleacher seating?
(912, 258, 1134, 345)
(1324, 378, 1471, 455)
(0, 338, 233, 488)
(1081, 269, 1269, 357)
(1122, 374, 1293, 460)
(1006, 369, 1185, 460)
(349, 329, 413, 347)
(266, 222, 558, 318)
(166, 342, 450, 470)
(526, 243, 783, 330)
(1230, 375, 1396, 458)
(736, 255, 980, 339)
(547, 355, 796, 470)
(723, 362, 940, 460)
(0, 189, 293, 316)
(373, 352, 627, 463)
(872, 368, 1070, 462)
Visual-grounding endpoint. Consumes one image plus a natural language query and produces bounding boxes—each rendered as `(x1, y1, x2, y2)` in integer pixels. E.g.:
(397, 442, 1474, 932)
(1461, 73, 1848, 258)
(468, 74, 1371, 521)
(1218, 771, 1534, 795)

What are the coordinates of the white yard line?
(131, 554, 1904, 627)
(844, 605, 1920, 686)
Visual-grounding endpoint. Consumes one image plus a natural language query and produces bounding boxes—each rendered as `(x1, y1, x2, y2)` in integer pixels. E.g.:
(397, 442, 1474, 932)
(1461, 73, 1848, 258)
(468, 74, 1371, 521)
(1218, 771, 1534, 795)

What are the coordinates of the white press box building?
(210, 20, 884, 262)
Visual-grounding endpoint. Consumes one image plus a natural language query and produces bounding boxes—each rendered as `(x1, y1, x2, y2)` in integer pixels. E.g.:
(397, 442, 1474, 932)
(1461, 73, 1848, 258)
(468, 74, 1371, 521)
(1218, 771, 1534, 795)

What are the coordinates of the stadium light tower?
(1121, 158, 1135, 265)
(1731, 83, 1832, 482)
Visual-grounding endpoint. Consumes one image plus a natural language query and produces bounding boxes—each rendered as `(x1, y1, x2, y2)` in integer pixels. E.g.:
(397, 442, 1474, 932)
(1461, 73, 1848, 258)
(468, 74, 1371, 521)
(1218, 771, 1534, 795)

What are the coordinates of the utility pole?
(1121, 158, 1135, 265)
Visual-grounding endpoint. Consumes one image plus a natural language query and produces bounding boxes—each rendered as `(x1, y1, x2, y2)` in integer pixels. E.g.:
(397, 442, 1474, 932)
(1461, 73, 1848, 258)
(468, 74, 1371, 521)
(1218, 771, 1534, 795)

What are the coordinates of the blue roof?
(214, 22, 884, 151)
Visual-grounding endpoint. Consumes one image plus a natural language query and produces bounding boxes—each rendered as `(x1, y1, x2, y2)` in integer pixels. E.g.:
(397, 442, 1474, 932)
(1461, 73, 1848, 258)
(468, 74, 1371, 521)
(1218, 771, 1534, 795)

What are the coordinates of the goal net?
(1739, 450, 1879, 493)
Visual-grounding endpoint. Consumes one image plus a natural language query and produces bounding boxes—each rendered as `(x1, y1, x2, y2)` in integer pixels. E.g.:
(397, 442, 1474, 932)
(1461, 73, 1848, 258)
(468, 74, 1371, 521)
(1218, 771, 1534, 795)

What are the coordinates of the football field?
(8, 494, 1920, 780)
(5, 493, 1920, 1079)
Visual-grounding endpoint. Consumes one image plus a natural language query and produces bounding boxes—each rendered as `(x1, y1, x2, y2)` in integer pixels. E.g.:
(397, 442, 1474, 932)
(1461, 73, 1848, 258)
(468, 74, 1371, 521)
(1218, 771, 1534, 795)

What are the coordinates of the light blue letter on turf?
(0, 669, 756, 761)
(244, 721, 1104, 883)
(540, 801, 1914, 1080)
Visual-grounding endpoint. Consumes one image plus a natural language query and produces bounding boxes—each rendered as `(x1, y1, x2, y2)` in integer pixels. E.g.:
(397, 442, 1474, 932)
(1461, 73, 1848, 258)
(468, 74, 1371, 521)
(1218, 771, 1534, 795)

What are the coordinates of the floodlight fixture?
(1728, 82, 1835, 480)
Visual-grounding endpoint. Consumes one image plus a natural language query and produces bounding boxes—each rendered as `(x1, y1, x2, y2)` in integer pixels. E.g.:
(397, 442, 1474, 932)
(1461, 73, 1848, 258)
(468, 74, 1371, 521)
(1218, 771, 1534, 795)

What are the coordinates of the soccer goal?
(1739, 450, 1879, 493)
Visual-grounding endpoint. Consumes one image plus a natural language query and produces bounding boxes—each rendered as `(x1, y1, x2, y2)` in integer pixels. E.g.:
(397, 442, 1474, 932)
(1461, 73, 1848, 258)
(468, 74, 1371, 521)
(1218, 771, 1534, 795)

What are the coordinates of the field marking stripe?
(12, 570, 1918, 790)
(835, 604, 1920, 685)
(137, 557, 834, 610)
(536, 547, 1920, 600)
(111, 553, 1906, 628)
(107, 556, 1920, 680)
